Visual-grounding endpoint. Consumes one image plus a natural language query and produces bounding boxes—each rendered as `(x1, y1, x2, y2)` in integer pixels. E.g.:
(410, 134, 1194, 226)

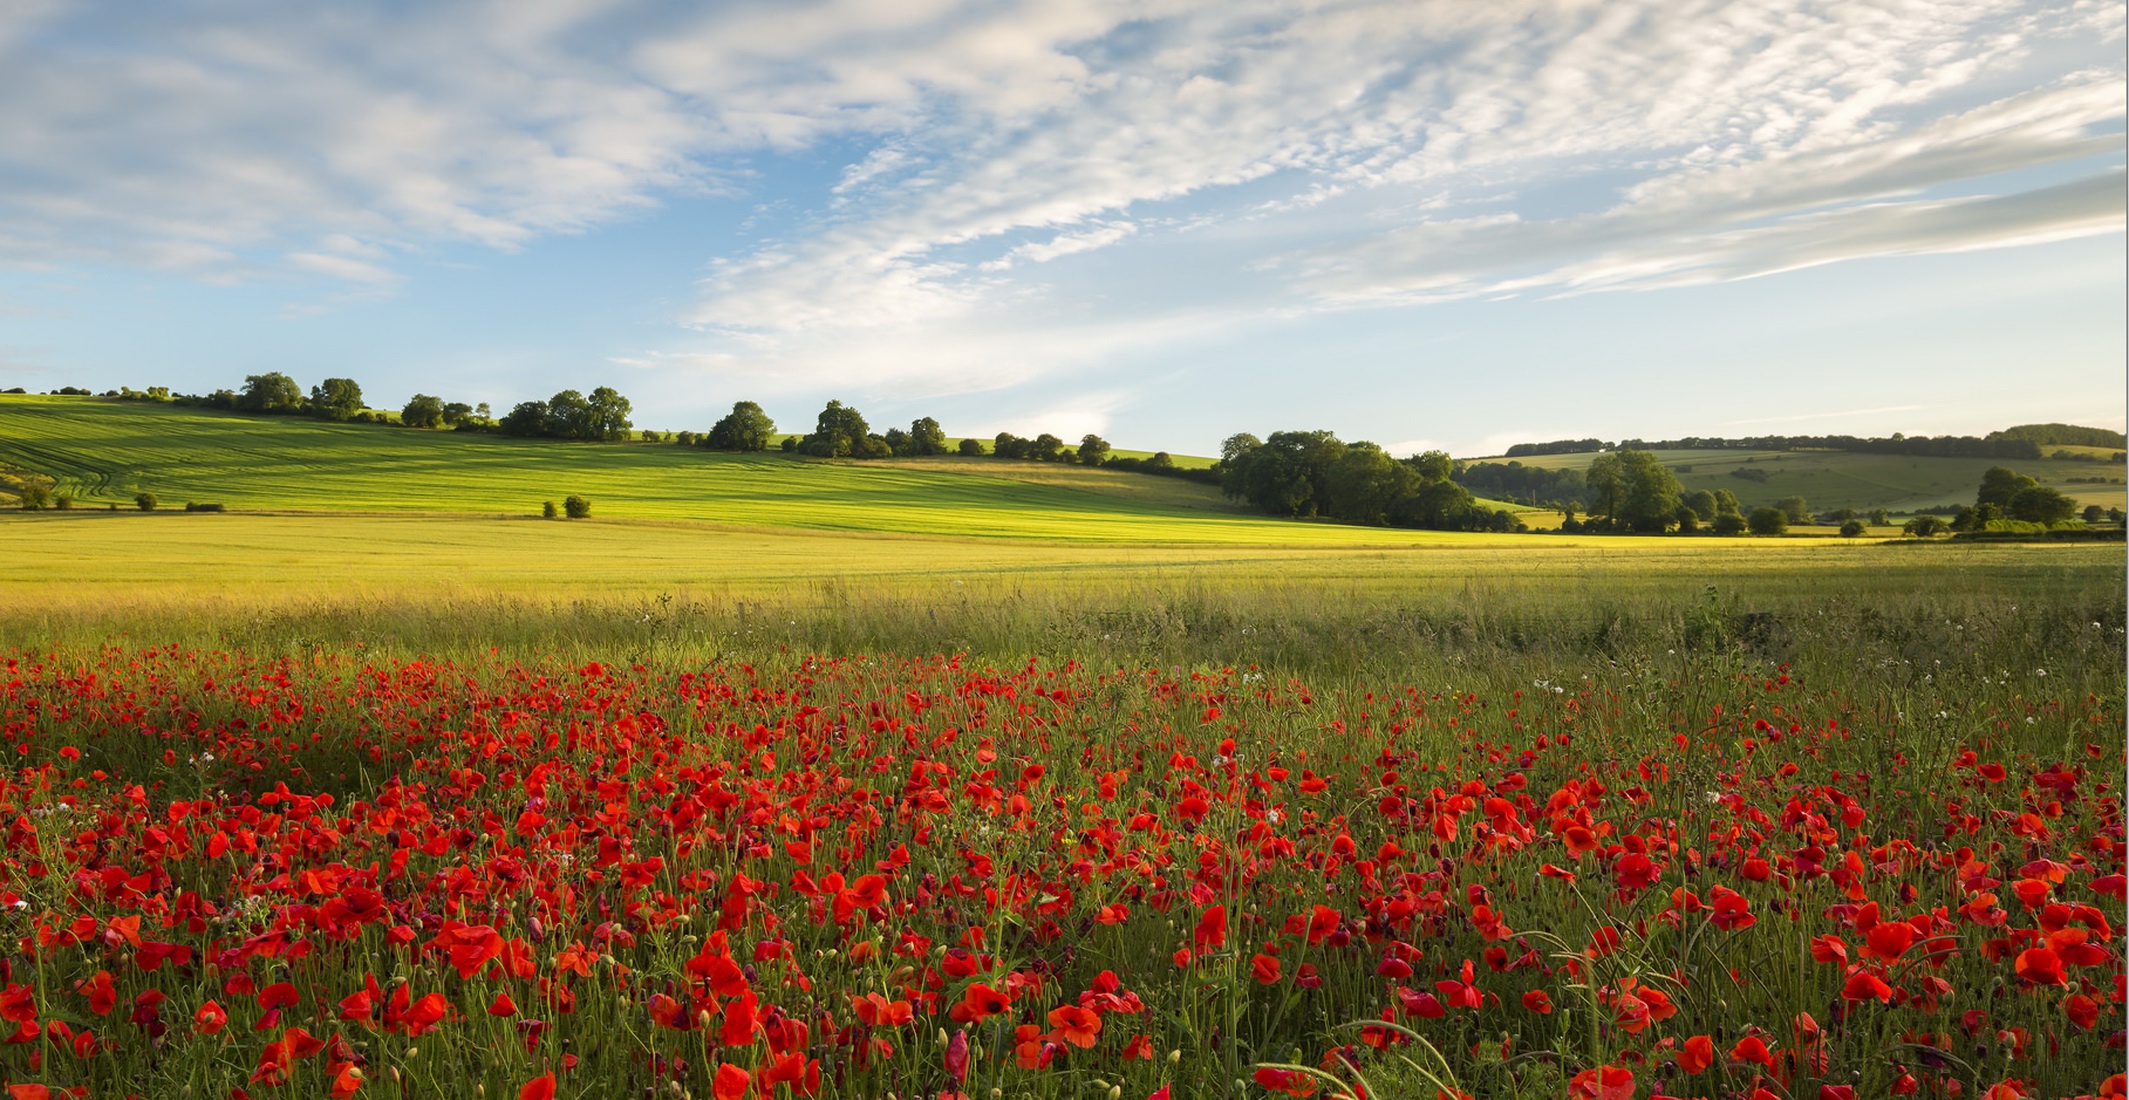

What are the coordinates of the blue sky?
(0, 0, 2121, 456)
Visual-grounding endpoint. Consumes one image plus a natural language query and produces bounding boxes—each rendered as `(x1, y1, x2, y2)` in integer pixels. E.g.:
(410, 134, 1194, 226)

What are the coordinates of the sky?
(0, 0, 2121, 457)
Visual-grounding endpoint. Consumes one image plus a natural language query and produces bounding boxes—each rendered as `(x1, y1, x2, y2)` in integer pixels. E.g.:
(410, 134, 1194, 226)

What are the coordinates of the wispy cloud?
(0, 0, 2119, 402)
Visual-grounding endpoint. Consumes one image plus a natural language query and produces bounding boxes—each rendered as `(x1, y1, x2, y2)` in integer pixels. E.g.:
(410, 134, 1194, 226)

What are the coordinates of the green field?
(1495, 446, 2126, 513)
(0, 396, 1543, 539)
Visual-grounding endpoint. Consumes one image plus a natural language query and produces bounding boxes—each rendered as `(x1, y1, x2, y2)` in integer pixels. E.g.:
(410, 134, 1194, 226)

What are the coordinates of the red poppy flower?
(1678, 1035, 1714, 1074)
(2014, 947, 2065, 986)
(1730, 1035, 1775, 1068)
(1569, 1064, 1633, 1100)
(1193, 906, 1227, 951)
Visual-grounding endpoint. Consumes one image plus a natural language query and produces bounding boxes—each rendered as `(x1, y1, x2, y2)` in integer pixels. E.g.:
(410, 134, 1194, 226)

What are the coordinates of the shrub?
(183, 502, 226, 513)
(542, 501, 559, 519)
(563, 495, 590, 519)
(53, 494, 72, 511)
(1902, 514, 1948, 538)
(1710, 513, 1748, 536)
(1838, 519, 1866, 538)
(957, 437, 986, 457)
(135, 492, 158, 512)
(17, 483, 51, 510)
(1746, 506, 1787, 536)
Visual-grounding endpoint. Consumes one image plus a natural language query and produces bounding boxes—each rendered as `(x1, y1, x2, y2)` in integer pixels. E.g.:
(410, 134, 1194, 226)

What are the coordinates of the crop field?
(0, 397, 1544, 541)
(0, 398, 2122, 1100)
(1495, 448, 2126, 515)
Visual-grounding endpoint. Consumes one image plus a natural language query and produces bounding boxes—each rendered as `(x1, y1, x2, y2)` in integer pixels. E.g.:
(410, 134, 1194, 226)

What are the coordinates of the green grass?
(3, 510, 2118, 664)
(1492, 447, 2126, 513)
(0, 395, 1533, 537)
(0, 396, 1470, 544)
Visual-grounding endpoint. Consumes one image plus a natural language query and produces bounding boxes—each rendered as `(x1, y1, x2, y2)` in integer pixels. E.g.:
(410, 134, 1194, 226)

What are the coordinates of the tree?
(1711, 512, 1748, 536)
(443, 401, 475, 427)
(1324, 442, 1416, 525)
(801, 401, 872, 457)
(909, 418, 948, 456)
(545, 390, 591, 439)
(17, 483, 50, 510)
(402, 394, 446, 429)
(586, 387, 632, 441)
(2006, 486, 2077, 525)
(1902, 514, 1948, 537)
(239, 372, 304, 414)
(542, 501, 559, 519)
(563, 494, 591, 519)
(1977, 466, 2039, 508)
(135, 492, 157, 511)
(1712, 489, 1741, 516)
(310, 378, 365, 421)
(1586, 450, 1683, 532)
(1222, 430, 1343, 516)
(1839, 519, 1866, 538)
(706, 402, 777, 452)
(1394, 478, 1479, 529)
(501, 401, 550, 437)
(1405, 450, 1454, 484)
(1774, 496, 1811, 525)
(1747, 506, 1788, 535)
(957, 437, 986, 457)
(1077, 434, 1111, 466)
(2082, 504, 2106, 524)
(882, 427, 912, 456)
(1028, 433, 1065, 462)
(993, 433, 1027, 459)
(1682, 489, 1718, 522)
(1868, 509, 1890, 526)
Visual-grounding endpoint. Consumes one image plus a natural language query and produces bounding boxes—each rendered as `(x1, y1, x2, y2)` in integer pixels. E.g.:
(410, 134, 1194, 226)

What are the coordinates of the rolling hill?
(1478, 446, 2124, 515)
(0, 395, 1527, 544)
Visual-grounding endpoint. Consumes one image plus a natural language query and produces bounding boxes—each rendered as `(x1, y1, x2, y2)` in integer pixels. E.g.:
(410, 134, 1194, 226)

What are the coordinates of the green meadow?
(0, 396, 1429, 542)
(1500, 445, 2125, 513)
(2, 393, 2119, 666)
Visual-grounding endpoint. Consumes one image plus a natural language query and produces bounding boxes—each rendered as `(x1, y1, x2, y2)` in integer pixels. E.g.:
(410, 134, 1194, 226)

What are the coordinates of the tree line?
(1506, 432, 2044, 461)
(1215, 431, 1524, 532)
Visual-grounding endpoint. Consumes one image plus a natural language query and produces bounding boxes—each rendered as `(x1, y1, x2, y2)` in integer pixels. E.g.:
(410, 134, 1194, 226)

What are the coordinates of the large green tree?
(1221, 430, 1346, 517)
(2006, 486, 2077, 524)
(909, 418, 949, 456)
(544, 390, 592, 439)
(1324, 442, 1417, 525)
(801, 401, 872, 457)
(1977, 466, 2039, 508)
(309, 378, 365, 421)
(239, 372, 304, 414)
(1585, 450, 1683, 532)
(705, 401, 777, 451)
(585, 387, 632, 441)
(401, 394, 446, 429)
(1077, 434, 1111, 466)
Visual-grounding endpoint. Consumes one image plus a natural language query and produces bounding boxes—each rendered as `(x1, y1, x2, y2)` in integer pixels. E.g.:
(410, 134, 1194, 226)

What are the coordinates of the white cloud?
(0, 0, 2118, 399)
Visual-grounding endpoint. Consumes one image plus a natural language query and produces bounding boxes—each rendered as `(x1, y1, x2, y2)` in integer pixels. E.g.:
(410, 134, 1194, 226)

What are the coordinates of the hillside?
(1477, 446, 2124, 515)
(0, 396, 1492, 545)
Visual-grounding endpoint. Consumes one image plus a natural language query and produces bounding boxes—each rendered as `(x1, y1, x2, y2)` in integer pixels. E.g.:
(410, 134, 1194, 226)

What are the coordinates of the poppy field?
(0, 591, 2119, 1100)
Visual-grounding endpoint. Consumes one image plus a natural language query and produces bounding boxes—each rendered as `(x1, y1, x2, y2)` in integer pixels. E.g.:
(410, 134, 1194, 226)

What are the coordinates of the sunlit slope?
(1497, 447, 2126, 512)
(0, 396, 1442, 544)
